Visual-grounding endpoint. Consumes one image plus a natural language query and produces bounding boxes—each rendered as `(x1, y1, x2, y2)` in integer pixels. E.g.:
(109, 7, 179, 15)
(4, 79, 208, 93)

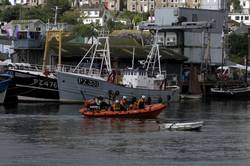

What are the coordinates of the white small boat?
(159, 121, 204, 131)
(180, 94, 202, 100)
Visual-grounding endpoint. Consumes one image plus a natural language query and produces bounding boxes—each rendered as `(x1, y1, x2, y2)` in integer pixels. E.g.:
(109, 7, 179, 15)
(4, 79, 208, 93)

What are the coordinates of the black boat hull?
(6, 70, 59, 102)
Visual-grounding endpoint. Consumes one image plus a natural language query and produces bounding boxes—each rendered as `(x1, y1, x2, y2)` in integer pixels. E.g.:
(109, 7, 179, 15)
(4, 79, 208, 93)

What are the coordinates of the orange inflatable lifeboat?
(79, 103, 167, 118)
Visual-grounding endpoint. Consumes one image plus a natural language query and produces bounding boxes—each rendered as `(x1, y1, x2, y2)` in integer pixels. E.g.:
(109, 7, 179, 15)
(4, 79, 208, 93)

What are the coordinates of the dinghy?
(159, 121, 204, 131)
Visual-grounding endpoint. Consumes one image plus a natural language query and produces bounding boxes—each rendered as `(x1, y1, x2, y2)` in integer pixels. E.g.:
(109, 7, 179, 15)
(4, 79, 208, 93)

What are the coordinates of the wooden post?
(42, 32, 49, 72)
(58, 30, 62, 66)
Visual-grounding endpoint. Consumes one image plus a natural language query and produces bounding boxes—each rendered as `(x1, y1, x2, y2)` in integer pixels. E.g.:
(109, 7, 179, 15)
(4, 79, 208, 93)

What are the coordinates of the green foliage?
(72, 24, 97, 38)
(117, 11, 147, 29)
(0, 0, 10, 5)
(229, 0, 241, 12)
(46, 0, 71, 13)
(44, 0, 71, 22)
(0, 5, 20, 22)
(227, 33, 248, 63)
(61, 10, 80, 24)
(106, 19, 128, 32)
(23, 7, 51, 22)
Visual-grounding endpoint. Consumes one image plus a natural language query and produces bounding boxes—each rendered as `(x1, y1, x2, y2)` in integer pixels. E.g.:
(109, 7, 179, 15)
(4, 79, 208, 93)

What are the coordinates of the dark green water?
(0, 100, 250, 166)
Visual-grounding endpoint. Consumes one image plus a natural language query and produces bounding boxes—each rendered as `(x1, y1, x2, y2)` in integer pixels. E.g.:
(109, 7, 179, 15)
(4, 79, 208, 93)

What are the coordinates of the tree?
(118, 11, 147, 29)
(227, 33, 248, 63)
(72, 24, 97, 39)
(229, 0, 241, 12)
(45, 0, 71, 14)
(0, 5, 20, 22)
(0, 0, 11, 5)
(22, 7, 51, 22)
(61, 9, 80, 24)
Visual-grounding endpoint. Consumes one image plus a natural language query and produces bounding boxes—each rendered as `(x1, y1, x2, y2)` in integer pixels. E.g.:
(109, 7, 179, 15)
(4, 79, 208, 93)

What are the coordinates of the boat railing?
(165, 74, 178, 85)
(9, 63, 58, 73)
(9, 63, 42, 72)
(59, 64, 110, 77)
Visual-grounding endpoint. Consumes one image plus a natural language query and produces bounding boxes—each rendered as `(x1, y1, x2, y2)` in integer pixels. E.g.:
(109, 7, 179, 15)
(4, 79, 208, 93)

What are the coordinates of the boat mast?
(221, 29, 224, 78)
(245, 28, 250, 85)
(143, 31, 162, 75)
(73, 29, 112, 76)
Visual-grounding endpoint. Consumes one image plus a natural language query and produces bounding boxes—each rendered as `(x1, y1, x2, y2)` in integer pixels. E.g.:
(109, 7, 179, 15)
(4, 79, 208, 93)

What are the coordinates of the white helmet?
(142, 95, 146, 99)
(123, 96, 127, 99)
(115, 100, 119, 103)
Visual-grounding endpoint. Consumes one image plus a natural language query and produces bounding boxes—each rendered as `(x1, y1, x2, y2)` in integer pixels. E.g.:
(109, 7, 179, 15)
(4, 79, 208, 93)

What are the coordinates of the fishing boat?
(211, 86, 250, 98)
(211, 29, 250, 99)
(80, 103, 166, 118)
(57, 31, 180, 103)
(0, 73, 12, 104)
(158, 121, 204, 131)
(6, 64, 59, 102)
(3, 28, 64, 102)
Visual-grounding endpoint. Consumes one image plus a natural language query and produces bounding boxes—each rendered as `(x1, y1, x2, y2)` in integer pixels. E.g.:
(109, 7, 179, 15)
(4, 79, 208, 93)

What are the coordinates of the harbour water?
(0, 100, 250, 165)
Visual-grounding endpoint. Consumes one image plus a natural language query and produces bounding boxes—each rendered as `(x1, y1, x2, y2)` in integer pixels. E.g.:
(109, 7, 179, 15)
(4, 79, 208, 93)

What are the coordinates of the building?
(126, 0, 205, 13)
(229, 0, 250, 25)
(228, 13, 250, 25)
(185, 0, 200, 8)
(9, 0, 47, 6)
(127, 0, 155, 13)
(79, 5, 112, 26)
(200, 0, 226, 10)
(106, 0, 120, 11)
(153, 7, 227, 65)
(240, 0, 250, 14)
(2, 19, 46, 63)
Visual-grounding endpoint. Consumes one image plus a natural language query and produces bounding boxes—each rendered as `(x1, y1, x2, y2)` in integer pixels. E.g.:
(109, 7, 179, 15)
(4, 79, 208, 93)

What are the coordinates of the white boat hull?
(180, 94, 202, 100)
(159, 121, 204, 131)
(57, 71, 180, 103)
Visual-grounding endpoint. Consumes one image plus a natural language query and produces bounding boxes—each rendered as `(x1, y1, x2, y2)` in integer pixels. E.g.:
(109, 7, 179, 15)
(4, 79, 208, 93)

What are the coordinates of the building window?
(235, 16, 239, 20)
(245, 16, 249, 20)
(192, 14, 198, 22)
(132, 4, 136, 11)
(241, 16, 243, 20)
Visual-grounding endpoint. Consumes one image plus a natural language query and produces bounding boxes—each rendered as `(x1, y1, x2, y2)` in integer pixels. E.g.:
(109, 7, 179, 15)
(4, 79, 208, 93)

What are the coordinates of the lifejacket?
(137, 98, 145, 109)
(112, 103, 120, 111)
(120, 99, 128, 110)
(120, 99, 127, 106)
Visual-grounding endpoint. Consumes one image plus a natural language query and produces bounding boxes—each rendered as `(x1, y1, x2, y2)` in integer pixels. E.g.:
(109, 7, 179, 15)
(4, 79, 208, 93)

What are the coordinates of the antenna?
(52, 6, 61, 26)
